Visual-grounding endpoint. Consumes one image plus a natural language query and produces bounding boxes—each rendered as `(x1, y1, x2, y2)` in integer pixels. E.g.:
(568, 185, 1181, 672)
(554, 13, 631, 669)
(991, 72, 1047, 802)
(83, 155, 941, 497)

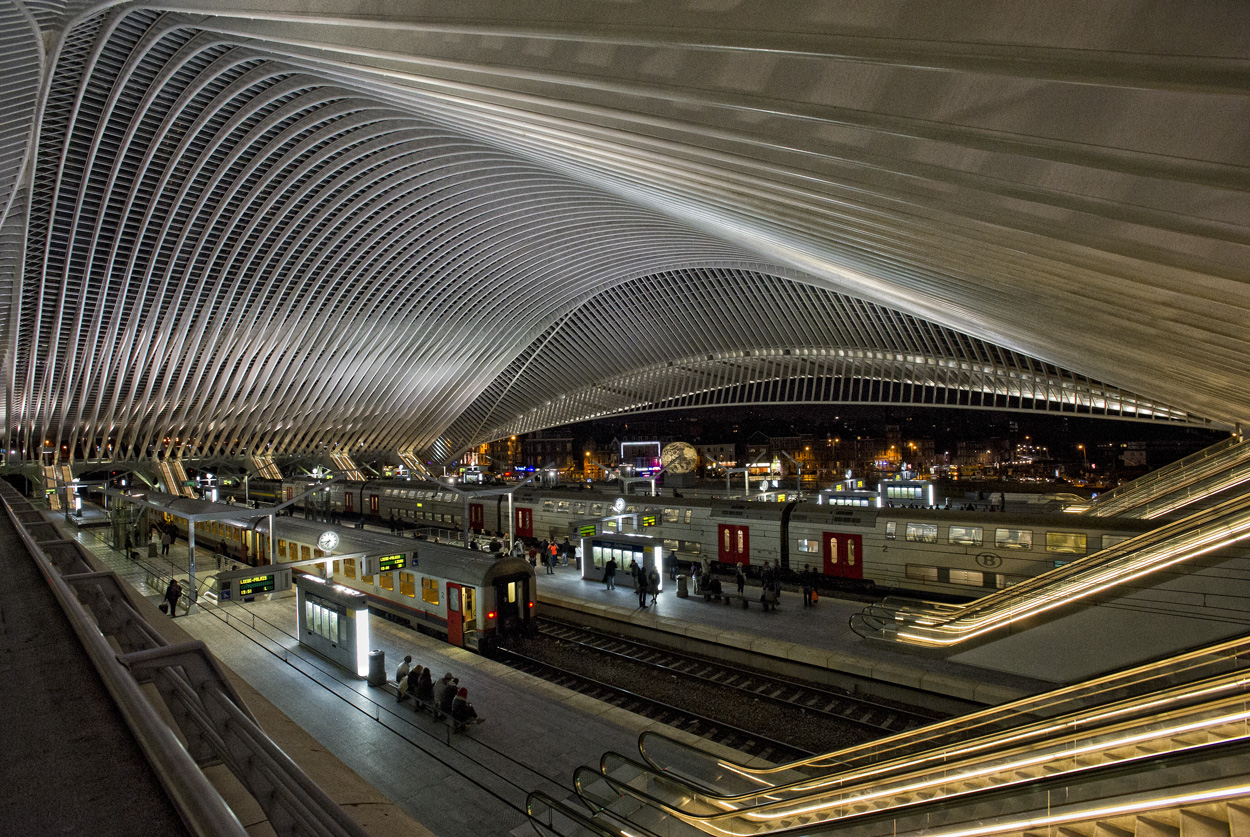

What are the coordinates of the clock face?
(317, 530, 339, 552)
(661, 441, 698, 474)
(612, 497, 627, 513)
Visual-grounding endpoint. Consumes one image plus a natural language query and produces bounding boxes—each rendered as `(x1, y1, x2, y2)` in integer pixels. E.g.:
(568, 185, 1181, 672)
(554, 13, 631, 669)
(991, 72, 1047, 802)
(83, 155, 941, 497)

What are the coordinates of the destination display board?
(238, 575, 276, 596)
(377, 554, 407, 573)
(641, 514, 657, 527)
(577, 523, 597, 537)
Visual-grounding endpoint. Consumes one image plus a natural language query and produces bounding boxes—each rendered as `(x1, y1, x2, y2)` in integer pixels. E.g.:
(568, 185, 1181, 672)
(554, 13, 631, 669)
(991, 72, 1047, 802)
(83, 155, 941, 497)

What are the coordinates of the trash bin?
(676, 574, 689, 598)
(148, 542, 157, 558)
(367, 649, 386, 687)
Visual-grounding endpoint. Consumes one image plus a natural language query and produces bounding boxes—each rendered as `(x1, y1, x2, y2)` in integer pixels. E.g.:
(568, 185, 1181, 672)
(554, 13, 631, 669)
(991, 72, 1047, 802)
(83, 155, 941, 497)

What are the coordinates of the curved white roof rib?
(0, 2, 1245, 463)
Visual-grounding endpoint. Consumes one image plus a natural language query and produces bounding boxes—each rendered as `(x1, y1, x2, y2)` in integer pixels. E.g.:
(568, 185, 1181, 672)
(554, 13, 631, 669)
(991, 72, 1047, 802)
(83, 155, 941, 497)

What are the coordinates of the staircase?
(1082, 436, 1250, 520)
(850, 491, 1250, 647)
(524, 634, 1250, 837)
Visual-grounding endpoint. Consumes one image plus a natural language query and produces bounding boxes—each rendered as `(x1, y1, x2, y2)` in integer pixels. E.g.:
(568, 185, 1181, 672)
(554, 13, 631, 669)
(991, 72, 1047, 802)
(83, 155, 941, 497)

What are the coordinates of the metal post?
(244, 474, 249, 505)
(463, 494, 470, 544)
(269, 512, 276, 566)
(187, 520, 198, 614)
(507, 492, 514, 547)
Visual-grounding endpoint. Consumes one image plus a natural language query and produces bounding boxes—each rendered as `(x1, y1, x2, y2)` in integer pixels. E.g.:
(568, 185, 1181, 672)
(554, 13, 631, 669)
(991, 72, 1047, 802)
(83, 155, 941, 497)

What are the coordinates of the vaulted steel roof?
(0, 1, 1245, 464)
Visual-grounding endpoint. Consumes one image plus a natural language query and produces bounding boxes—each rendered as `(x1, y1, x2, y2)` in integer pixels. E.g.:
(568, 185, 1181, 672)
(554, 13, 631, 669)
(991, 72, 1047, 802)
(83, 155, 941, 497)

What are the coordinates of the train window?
(1046, 532, 1087, 554)
(406, 491, 416, 499)
(684, 510, 693, 523)
(796, 539, 819, 553)
(301, 545, 312, 561)
(344, 559, 356, 579)
(1102, 534, 1131, 550)
(681, 540, 702, 555)
(906, 564, 939, 582)
(557, 501, 570, 513)
(949, 569, 983, 587)
(948, 526, 983, 546)
(573, 502, 586, 514)
(399, 572, 415, 597)
(506, 581, 518, 604)
(542, 501, 555, 512)
(422, 578, 440, 605)
(590, 503, 604, 515)
(995, 528, 1033, 550)
(463, 588, 475, 623)
(362, 572, 374, 585)
(333, 560, 341, 575)
(626, 505, 639, 514)
(885, 522, 897, 540)
(905, 523, 938, 543)
(379, 573, 394, 591)
(277, 539, 287, 558)
(663, 509, 680, 523)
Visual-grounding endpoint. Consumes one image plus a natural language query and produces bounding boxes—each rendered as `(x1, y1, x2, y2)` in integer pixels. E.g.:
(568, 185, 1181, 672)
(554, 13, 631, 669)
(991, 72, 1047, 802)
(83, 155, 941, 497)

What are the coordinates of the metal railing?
(0, 482, 371, 837)
(1083, 435, 1249, 518)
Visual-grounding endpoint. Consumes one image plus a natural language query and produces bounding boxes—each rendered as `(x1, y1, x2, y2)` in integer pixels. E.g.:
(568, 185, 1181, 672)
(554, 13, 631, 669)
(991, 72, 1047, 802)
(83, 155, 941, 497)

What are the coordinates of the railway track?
(534, 618, 940, 735)
(494, 646, 811, 764)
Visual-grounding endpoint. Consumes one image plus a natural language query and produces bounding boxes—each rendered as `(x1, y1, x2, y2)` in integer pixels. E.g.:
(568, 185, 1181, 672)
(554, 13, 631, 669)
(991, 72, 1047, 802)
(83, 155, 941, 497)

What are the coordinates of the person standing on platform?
(800, 564, 813, 608)
(164, 578, 182, 617)
(647, 566, 660, 606)
(604, 556, 617, 590)
(628, 557, 639, 586)
(160, 528, 173, 557)
(667, 551, 678, 581)
(735, 564, 746, 598)
(216, 540, 226, 570)
(637, 569, 649, 609)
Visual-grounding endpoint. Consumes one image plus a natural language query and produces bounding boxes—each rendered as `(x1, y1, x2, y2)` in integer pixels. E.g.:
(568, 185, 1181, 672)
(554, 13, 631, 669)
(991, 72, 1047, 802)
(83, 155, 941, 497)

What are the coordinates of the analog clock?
(317, 530, 339, 552)
(661, 441, 698, 475)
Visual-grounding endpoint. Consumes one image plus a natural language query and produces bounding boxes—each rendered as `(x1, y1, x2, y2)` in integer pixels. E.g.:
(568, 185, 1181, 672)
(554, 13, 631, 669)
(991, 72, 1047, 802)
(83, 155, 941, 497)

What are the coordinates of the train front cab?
(478, 557, 536, 654)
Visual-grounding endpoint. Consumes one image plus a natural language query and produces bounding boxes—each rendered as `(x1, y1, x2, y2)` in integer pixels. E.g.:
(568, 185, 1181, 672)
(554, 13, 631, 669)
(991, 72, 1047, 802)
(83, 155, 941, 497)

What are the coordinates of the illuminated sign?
(377, 554, 406, 573)
(237, 575, 276, 595)
(578, 524, 597, 537)
(641, 514, 657, 527)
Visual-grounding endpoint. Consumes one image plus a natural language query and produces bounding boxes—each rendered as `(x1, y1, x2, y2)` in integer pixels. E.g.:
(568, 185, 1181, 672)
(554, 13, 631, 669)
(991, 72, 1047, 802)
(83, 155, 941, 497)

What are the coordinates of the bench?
(698, 583, 752, 608)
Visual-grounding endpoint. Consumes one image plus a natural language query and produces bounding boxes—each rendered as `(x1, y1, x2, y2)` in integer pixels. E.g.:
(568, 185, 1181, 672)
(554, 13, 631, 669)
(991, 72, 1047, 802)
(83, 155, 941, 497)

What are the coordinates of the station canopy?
(0, 1, 1246, 465)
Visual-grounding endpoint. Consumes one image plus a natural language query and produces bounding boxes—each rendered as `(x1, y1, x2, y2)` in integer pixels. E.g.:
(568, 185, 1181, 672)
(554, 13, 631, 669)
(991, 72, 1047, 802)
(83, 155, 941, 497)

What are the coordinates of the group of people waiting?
(394, 654, 485, 730)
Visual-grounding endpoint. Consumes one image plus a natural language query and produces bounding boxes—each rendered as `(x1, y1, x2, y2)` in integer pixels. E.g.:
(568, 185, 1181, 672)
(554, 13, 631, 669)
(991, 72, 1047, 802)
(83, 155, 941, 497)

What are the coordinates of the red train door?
(718, 524, 750, 564)
(344, 492, 353, 513)
(469, 503, 484, 532)
(285, 485, 293, 501)
(822, 532, 864, 579)
(446, 582, 464, 646)
(515, 507, 533, 538)
(368, 494, 379, 515)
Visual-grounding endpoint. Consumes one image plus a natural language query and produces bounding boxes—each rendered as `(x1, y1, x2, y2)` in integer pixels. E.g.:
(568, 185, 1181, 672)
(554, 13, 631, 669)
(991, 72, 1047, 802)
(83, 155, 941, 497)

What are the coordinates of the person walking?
(604, 556, 617, 590)
(164, 578, 182, 617)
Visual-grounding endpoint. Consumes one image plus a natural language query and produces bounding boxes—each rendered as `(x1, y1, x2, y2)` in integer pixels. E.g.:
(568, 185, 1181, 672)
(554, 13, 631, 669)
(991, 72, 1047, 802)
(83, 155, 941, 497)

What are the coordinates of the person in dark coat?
(414, 667, 435, 707)
(451, 687, 484, 728)
(637, 570, 649, 608)
(800, 564, 813, 608)
(604, 556, 617, 589)
(735, 564, 746, 597)
(647, 567, 660, 605)
(164, 578, 182, 617)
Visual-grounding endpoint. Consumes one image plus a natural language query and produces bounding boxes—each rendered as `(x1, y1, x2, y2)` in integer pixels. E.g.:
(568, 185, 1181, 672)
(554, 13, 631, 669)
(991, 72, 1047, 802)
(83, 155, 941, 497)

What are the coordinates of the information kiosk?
(581, 531, 663, 592)
(294, 575, 371, 677)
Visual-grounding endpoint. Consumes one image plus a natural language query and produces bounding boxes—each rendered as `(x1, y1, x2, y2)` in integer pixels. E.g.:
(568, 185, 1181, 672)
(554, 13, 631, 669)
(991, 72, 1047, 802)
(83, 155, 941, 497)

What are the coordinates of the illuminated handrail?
(1083, 435, 1249, 518)
(637, 631, 1250, 789)
(586, 704, 1250, 835)
(856, 492, 1250, 646)
(526, 790, 648, 837)
(618, 669, 1250, 815)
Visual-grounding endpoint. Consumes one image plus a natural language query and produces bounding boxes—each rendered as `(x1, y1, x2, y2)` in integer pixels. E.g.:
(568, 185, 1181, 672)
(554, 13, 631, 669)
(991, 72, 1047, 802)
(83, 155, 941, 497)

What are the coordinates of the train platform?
(60, 515, 760, 837)
(0, 508, 189, 836)
(532, 563, 1057, 707)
